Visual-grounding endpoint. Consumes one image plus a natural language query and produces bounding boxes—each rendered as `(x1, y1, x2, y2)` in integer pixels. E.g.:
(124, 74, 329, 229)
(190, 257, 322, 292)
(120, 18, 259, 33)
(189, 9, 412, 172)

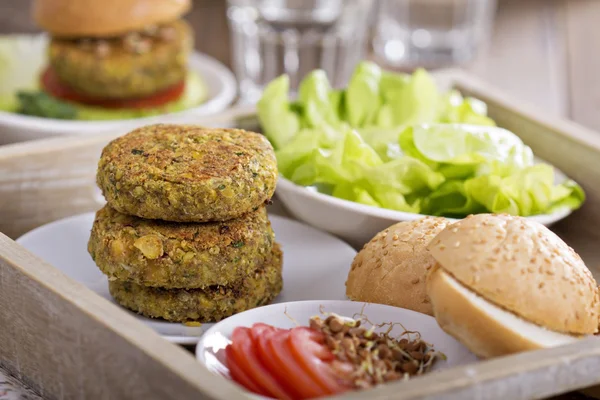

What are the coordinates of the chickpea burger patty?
(97, 124, 278, 222)
(109, 243, 283, 322)
(88, 205, 274, 289)
(48, 20, 192, 99)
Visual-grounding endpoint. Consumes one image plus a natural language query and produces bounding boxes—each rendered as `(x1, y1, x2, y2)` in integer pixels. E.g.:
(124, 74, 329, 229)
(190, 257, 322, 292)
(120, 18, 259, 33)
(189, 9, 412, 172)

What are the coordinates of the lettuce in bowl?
(258, 61, 584, 218)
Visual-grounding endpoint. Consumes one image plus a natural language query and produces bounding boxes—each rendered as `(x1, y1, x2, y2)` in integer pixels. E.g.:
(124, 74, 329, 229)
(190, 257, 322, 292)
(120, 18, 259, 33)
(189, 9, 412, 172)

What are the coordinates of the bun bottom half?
(427, 267, 579, 359)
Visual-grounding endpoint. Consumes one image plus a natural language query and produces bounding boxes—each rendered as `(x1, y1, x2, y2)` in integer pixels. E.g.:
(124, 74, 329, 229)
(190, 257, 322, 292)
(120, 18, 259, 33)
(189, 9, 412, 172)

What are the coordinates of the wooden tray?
(1, 71, 600, 400)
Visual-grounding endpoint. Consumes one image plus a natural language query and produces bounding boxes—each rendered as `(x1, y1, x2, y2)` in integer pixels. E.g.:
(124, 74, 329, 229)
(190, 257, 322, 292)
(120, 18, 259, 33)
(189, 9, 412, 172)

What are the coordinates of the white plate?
(196, 300, 478, 398)
(16, 212, 356, 345)
(0, 34, 237, 144)
(276, 160, 574, 249)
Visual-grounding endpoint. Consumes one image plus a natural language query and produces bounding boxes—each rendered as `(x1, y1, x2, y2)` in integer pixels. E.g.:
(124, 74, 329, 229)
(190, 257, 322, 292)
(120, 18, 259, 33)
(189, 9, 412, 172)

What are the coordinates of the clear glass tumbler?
(373, 0, 497, 68)
(227, 0, 374, 103)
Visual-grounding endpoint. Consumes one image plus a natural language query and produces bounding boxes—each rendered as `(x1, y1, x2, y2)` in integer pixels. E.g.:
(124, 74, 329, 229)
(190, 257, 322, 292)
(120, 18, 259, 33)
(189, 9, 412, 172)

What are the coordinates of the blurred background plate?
(0, 34, 237, 145)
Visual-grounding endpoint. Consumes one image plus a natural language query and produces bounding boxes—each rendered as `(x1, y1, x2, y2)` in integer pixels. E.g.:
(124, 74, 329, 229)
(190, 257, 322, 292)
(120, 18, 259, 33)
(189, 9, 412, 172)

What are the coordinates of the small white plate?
(196, 300, 478, 397)
(0, 34, 237, 144)
(276, 160, 574, 249)
(16, 213, 357, 345)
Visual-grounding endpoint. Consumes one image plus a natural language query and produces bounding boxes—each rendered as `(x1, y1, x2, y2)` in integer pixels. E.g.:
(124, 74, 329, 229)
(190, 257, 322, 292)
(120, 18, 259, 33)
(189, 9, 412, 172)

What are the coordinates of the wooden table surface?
(0, 0, 598, 399)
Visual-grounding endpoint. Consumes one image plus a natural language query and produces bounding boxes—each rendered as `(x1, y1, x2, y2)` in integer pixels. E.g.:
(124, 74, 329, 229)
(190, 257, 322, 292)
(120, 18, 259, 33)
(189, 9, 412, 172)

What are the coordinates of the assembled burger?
(25, 0, 207, 120)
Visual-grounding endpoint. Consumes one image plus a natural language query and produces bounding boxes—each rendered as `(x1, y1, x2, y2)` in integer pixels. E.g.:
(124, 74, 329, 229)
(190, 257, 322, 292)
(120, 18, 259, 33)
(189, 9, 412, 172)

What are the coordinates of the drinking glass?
(227, 0, 374, 103)
(372, 0, 497, 68)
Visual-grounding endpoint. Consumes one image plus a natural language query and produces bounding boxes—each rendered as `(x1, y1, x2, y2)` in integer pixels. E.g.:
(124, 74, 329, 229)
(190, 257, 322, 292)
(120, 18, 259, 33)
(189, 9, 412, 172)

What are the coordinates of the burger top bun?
(346, 217, 451, 316)
(427, 214, 599, 335)
(427, 267, 579, 359)
(33, 0, 192, 37)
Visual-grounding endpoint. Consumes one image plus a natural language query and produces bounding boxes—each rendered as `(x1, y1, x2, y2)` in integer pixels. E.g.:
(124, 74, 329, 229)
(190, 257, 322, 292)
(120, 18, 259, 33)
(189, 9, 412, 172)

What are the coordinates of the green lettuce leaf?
(367, 157, 444, 195)
(363, 157, 445, 213)
(423, 180, 485, 217)
(297, 70, 340, 128)
(358, 125, 405, 161)
(464, 164, 584, 216)
(0, 35, 46, 112)
(257, 75, 301, 149)
(345, 61, 382, 128)
(439, 90, 497, 126)
(332, 183, 381, 208)
(288, 125, 382, 186)
(401, 124, 534, 175)
(376, 68, 439, 128)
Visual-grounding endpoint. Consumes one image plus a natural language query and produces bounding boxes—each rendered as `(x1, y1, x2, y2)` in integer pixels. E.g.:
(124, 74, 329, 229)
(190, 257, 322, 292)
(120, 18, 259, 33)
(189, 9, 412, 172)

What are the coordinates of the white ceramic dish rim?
(195, 300, 479, 386)
(0, 47, 237, 131)
(276, 165, 573, 226)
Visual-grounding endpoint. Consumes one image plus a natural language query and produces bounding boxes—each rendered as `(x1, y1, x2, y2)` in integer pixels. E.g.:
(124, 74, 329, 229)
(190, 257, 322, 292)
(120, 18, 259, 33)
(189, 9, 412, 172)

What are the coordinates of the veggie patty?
(88, 205, 275, 289)
(96, 124, 278, 222)
(48, 20, 192, 99)
(109, 243, 283, 322)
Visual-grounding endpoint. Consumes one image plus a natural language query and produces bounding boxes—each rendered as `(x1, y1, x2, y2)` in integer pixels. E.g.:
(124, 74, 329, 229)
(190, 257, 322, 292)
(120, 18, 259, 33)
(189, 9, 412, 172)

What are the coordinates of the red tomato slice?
(289, 327, 351, 395)
(230, 327, 294, 400)
(40, 67, 185, 109)
(251, 322, 284, 342)
(261, 330, 328, 399)
(225, 345, 269, 397)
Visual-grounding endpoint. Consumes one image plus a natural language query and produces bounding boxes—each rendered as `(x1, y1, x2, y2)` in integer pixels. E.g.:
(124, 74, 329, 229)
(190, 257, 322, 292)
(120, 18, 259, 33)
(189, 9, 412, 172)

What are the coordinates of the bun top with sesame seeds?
(427, 213, 599, 335)
(345, 216, 451, 316)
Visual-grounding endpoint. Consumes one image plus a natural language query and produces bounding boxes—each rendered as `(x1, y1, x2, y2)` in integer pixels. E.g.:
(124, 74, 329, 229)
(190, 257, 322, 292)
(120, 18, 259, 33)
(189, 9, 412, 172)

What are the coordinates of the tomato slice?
(225, 345, 269, 397)
(40, 67, 185, 109)
(262, 329, 329, 399)
(230, 327, 294, 400)
(289, 327, 351, 395)
(251, 322, 284, 342)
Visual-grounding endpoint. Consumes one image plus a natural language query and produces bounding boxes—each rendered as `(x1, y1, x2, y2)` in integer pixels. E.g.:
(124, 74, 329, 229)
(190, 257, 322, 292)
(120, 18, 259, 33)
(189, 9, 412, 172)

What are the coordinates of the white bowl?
(276, 170, 574, 249)
(196, 300, 478, 399)
(0, 35, 237, 144)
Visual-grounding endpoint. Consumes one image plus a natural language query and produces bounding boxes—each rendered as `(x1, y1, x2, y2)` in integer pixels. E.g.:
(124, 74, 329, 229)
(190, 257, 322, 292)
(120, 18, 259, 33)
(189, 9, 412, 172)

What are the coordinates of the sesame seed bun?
(33, 0, 191, 37)
(426, 267, 580, 358)
(427, 214, 599, 335)
(345, 217, 451, 316)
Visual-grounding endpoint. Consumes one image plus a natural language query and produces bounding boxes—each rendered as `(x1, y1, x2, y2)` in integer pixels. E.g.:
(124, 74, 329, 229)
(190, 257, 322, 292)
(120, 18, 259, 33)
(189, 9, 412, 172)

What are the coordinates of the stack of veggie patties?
(88, 124, 281, 322)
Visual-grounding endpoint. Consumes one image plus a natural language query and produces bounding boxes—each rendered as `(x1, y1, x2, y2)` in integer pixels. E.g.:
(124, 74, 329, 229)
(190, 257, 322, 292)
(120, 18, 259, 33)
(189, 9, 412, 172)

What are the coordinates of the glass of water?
(227, 0, 374, 103)
(372, 0, 497, 68)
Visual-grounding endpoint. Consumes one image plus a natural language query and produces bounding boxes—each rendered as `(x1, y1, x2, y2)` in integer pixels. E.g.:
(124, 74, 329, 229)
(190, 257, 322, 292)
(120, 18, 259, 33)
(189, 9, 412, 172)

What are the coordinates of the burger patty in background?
(47, 19, 192, 100)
